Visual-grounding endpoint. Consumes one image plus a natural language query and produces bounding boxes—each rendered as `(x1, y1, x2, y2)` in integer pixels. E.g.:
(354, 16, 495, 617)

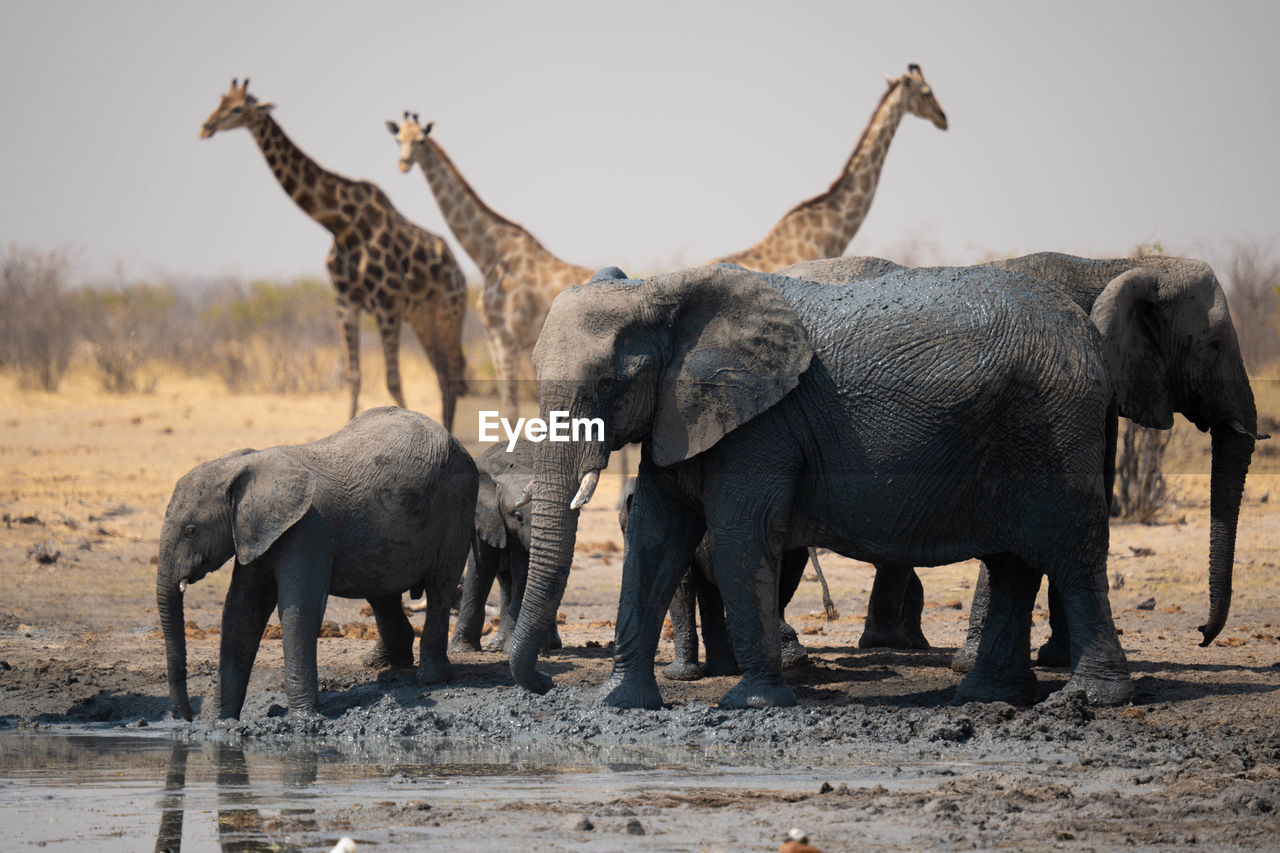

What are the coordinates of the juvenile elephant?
(157, 407, 477, 721)
(509, 263, 1131, 709)
(450, 439, 561, 653)
(780, 253, 1262, 663)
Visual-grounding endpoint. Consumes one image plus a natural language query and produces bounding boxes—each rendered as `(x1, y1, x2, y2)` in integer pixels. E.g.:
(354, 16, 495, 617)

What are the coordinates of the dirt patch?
(2, 374, 1280, 849)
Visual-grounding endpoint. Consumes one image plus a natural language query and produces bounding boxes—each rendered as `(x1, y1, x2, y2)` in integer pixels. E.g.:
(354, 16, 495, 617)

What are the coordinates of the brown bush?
(0, 246, 76, 391)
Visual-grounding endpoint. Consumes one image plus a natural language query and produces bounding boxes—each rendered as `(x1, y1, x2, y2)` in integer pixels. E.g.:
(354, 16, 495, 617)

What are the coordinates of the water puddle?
(0, 727, 1073, 850)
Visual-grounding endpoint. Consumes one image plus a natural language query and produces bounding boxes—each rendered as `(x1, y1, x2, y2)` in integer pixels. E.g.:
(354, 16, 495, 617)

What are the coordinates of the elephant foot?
(483, 631, 510, 652)
(662, 659, 705, 681)
(719, 676, 796, 710)
(953, 669, 1037, 706)
(858, 626, 913, 650)
(950, 641, 980, 674)
(448, 634, 482, 653)
(542, 628, 563, 653)
(701, 657, 740, 678)
(416, 656, 454, 686)
(779, 621, 809, 669)
(603, 676, 664, 710)
(1035, 635, 1072, 668)
(904, 628, 931, 650)
(363, 643, 413, 670)
(1063, 672, 1134, 707)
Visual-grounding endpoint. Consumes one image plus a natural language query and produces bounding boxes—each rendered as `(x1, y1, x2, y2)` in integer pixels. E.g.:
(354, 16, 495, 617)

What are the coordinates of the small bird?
(780, 826, 824, 853)
(329, 838, 356, 853)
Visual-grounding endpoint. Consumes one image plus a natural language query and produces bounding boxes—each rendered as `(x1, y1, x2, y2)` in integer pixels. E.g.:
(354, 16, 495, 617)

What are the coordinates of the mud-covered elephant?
(780, 253, 1262, 663)
(508, 262, 1131, 709)
(157, 407, 477, 720)
(450, 439, 561, 653)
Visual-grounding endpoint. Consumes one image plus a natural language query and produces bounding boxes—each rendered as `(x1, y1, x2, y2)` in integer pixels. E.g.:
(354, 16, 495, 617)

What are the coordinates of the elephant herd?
(157, 251, 1262, 720)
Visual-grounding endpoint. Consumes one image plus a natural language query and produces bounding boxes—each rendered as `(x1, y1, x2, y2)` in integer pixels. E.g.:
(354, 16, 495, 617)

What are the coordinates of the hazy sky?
(3, 1, 1278, 284)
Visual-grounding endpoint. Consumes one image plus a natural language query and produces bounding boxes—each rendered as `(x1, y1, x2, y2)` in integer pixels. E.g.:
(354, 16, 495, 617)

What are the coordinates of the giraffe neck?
(247, 114, 357, 233)
(413, 138, 547, 276)
(806, 80, 911, 256)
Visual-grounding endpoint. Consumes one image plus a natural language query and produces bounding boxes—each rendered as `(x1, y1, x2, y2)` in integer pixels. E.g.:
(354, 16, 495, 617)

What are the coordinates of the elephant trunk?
(156, 562, 192, 721)
(508, 449, 582, 694)
(1199, 426, 1255, 646)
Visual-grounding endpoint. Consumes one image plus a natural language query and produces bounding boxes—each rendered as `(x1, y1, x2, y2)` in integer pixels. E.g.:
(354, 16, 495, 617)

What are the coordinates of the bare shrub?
(1217, 240, 1280, 374)
(0, 246, 76, 391)
(1114, 421, 1172, 522)
(71, 280, 182, 393)
(201, 278, 342, 393)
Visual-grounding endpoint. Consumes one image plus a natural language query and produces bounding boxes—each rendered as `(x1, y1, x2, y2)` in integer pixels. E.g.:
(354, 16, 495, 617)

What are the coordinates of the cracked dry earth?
(2, 378, 1279, 850)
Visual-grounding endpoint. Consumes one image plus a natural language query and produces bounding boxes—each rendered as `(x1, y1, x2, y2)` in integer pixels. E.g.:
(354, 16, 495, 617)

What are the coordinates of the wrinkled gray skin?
(157, 407, 477, 721)
(510, 263, 1129, 709)
(618, 476, 809, 679)
(450, 439, 561, 653)
(780, 254, 1260, 666)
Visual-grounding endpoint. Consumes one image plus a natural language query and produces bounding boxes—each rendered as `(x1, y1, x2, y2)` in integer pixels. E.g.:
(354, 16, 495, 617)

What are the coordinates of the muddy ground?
(2, 374, 1280, 850)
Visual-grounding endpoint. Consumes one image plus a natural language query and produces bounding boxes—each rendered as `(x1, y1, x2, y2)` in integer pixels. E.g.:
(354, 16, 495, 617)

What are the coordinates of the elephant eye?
(183, 524, 198, 539)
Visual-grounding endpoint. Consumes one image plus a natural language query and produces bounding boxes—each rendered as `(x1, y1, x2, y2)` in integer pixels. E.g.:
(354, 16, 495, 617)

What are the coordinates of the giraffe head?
(889, 64, 948, 130)
(386, 113, 434, 173)
(199, 78, 275, 139)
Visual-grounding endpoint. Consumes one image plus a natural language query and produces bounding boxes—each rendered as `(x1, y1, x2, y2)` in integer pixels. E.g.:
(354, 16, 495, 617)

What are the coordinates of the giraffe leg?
(491, 333, 521, 417)
(407, 306, 464, 434)
(328, 250, 363, 420)
(335, 302, 362, 420)
(375, 313, 407, 410)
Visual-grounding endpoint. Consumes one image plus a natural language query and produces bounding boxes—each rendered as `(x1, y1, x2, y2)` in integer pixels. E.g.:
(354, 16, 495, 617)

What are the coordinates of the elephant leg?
(603, 472, 706, 710)
(953, 554, 1039, 706)
(662, 567, 703, 681)
(217, 561, 277, 720)
(504, 542, 558, 653)
(488, 554, 514, 651)
(711, 525, 797, 710)
(951, 564, 990, 674)
(1036, 582, 1072, 667)
(364, 594, 415, 669)
(272, 518, 334, 717)
(1057, 561, 1133, 705)
(901, 568, 929, 649)
(451, 540, 498, 652)
(779, 548, 809, 669)
(416, 572, 457, 686)
(693, 557, 738, 677)
(860, 562, 916, 649)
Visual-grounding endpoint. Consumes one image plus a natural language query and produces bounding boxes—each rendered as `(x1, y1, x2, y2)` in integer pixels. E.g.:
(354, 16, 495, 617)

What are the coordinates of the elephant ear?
(1091, 268, 1174, 429)
(227, 451, 317, 566)
(474, 470, 507, 549)
(649, 265, 813, 466)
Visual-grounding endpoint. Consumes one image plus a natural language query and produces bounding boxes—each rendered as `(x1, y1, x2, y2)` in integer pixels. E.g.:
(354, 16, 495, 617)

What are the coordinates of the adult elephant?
(508, 263, 1130, 709)
(780, 253, 1262, 661)
(450, 439, 561, 653)
(157, 407, 477, 720)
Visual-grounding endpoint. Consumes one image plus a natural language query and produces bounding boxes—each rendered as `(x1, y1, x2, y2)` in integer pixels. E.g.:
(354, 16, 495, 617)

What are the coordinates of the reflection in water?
(154, 741, 318, 852)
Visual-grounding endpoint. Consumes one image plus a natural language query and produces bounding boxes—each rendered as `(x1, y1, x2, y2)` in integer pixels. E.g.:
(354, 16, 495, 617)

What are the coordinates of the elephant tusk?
(513, 481, 533, 509)
(1229, 420, 1270, 441)
(569, 469, 602, 510)
(177, 581, 187, 594)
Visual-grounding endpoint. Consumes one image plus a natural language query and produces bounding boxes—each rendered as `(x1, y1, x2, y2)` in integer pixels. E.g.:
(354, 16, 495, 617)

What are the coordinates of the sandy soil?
(2, 371, 1280, 851)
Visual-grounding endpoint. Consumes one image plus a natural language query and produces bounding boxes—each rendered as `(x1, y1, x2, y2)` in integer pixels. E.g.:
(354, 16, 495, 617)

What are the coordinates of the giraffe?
(714, 64, 948, 272)
(387, 114, 595, 416)
(200, 80, 468, 430)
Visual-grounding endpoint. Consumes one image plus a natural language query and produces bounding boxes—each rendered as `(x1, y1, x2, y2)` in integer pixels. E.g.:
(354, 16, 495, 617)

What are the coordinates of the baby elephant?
(157, 407, 477, 721)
